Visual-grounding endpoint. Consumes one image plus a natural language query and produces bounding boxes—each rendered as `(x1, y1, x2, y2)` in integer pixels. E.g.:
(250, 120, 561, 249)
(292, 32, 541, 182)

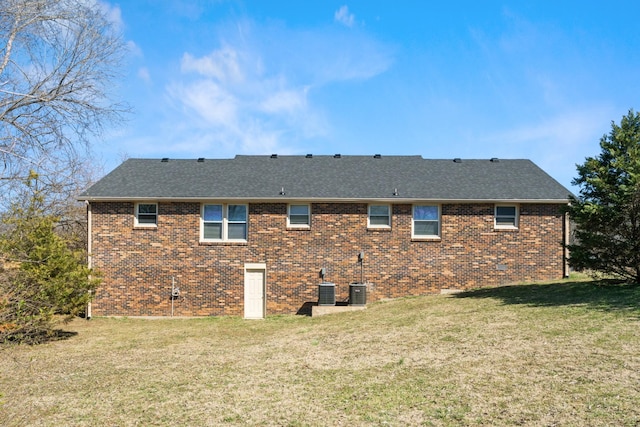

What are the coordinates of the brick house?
(79, 155, 571, 318)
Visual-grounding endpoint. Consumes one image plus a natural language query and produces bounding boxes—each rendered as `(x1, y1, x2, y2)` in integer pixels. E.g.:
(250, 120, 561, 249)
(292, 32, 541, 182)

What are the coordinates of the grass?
(1, 275, 639, 426)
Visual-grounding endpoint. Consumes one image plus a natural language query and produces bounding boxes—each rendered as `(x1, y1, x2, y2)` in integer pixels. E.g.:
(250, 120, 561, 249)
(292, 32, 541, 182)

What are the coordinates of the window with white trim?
(412, 205, 440, 238)
(135, 203, 157, 227)
(368, 204, 391, 228)
(202, 204, 248, 241)
(495, 205, 518, 229)
(288, 204, 310, 227)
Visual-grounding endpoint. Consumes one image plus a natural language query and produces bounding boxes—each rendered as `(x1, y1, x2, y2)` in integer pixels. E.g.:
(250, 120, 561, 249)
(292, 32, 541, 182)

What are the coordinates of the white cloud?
(99, 1, 124, 32)
(137, 67, 151, 83)
(259, 88, 308, 115)
(495, 113, 601, 147)
(181, 48, 244, 83)
(478, 107, 614, 189)
(126, 40, 143, 57)
(170, 79, 238, 126)
(334, 5, 355, 28)
(166, 43, 314, 155)
(148, 18, 392, 156)
(260, 24, 394, 85)
(481, 110, 609, 164)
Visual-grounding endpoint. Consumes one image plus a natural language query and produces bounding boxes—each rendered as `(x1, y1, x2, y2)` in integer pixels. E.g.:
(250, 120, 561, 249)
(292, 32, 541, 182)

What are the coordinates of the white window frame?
(412, 204, 441, 239)
(495, 204, 519, 229)
(368, 204, 391, 229)
(201, 203, 248, 242)
(287, 204, 311, 228)
(134, 202, 157, 227)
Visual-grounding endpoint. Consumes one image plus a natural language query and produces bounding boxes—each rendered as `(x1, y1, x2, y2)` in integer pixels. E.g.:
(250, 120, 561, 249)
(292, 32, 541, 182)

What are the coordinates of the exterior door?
(244, 268, 265, 319)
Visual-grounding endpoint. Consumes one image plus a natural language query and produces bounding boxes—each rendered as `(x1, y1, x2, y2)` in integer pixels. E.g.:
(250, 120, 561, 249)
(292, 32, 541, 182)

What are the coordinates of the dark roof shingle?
(79, 155, 571, 202)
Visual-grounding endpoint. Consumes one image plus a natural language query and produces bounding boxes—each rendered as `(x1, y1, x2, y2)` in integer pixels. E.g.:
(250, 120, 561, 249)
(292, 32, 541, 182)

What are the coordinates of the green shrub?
(0, 193, 99, 344)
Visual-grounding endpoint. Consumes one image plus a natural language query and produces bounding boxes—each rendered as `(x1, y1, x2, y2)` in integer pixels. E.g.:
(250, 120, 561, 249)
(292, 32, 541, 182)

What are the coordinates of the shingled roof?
(79, 155, 571, 202)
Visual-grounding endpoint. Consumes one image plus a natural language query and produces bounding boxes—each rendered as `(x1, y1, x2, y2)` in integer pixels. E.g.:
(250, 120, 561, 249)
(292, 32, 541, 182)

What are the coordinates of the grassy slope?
(1, 277, 639, 426)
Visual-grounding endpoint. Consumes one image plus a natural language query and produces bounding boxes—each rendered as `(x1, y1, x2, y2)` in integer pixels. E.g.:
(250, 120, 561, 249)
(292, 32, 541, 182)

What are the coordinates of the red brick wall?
(89, 201, 566, 316)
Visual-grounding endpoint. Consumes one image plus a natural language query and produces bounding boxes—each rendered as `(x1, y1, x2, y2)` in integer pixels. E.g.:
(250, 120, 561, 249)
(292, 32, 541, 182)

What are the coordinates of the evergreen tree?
(567, 110, 640, 283)
(0, 183, 99, 344)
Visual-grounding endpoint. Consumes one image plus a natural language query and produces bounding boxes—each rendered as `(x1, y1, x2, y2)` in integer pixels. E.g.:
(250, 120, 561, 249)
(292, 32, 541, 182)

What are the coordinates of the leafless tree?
(0, 0, 126, 207)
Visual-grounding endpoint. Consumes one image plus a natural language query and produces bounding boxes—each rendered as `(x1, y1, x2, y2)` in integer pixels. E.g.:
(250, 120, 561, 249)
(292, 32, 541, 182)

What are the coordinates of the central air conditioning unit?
(318, 282, 336, 306)
(349, 283, 367, 306)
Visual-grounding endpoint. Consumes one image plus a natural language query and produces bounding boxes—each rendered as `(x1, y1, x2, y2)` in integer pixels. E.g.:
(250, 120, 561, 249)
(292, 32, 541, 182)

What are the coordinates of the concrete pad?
(440, 289, 464, 295)
(311, 304, 367, 317)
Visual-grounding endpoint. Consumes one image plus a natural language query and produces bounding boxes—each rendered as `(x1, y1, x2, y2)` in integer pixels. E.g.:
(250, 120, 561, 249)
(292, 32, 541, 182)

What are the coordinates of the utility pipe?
(171, 277, 175, 317)
(86, 201, 92, 320)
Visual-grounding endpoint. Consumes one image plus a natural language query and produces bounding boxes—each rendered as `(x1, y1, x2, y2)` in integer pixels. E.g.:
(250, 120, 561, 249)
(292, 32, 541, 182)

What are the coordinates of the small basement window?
(135, 203, 157, 227)
(495, 205, 518, 229)
(288, 204, 310, 228)
(368, 205, 391, 228)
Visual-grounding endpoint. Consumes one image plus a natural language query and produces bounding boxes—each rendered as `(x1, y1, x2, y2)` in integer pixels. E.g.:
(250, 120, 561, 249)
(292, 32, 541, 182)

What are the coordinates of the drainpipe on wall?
(86, 200, 92, 319)
(564, 210, 570, 278)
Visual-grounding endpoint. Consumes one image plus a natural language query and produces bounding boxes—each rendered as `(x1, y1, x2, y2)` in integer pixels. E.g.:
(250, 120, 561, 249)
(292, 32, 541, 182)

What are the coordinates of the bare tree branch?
(0, 0, 127, 204)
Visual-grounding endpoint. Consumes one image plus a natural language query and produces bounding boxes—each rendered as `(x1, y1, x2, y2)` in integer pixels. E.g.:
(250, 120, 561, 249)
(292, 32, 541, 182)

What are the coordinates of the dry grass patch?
(1, 278, 639, 426)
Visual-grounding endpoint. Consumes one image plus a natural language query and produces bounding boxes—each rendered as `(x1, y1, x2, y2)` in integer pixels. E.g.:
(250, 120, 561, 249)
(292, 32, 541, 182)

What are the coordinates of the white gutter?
(78, 196, 571, 204)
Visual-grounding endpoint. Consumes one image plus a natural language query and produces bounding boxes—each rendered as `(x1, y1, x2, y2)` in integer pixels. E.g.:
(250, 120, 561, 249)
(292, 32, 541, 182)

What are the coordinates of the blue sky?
(100, 1, 640, 191)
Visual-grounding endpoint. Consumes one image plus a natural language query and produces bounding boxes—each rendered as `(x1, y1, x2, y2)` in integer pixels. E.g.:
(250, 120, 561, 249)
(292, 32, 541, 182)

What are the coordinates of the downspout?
(563, 209, 570, 278)
(86, 200, 93, 319)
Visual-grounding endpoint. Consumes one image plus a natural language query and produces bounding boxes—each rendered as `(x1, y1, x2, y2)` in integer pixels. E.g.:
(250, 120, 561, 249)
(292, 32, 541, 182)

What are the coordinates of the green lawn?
(1, 277, 639, 426)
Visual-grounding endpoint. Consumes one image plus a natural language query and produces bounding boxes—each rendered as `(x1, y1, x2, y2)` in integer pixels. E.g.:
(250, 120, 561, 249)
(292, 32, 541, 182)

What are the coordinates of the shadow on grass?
(454, 280, 640, 316)
(1, 329, 78, 347)
(48, 329, 79, 341)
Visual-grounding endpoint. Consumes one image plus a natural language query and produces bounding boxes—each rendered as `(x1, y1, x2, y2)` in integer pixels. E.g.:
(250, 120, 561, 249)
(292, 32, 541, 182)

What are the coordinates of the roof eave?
(79, 196, 570, 204)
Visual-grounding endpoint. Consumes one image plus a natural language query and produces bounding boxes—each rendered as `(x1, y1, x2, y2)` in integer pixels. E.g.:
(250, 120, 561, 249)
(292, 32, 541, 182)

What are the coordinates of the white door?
(244, 269, 265, 319)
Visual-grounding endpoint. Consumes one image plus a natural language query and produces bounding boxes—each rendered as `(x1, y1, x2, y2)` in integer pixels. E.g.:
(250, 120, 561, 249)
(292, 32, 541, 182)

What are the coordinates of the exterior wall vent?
(453, 158, 462, 163)
(161, 158, 169, 162)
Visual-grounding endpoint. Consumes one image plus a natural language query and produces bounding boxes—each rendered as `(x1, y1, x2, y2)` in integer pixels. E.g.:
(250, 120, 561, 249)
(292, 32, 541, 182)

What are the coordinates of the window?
(368, 205, 391, 228)
(203, 204, 223, 239)
(135, 203, 157, 227)
(202, 204, 247, 241)
(412, 205, 440, 238)
(227, 205, 248, 239)
(495, 205, 518, 229)
(288, 204, 310, 227)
